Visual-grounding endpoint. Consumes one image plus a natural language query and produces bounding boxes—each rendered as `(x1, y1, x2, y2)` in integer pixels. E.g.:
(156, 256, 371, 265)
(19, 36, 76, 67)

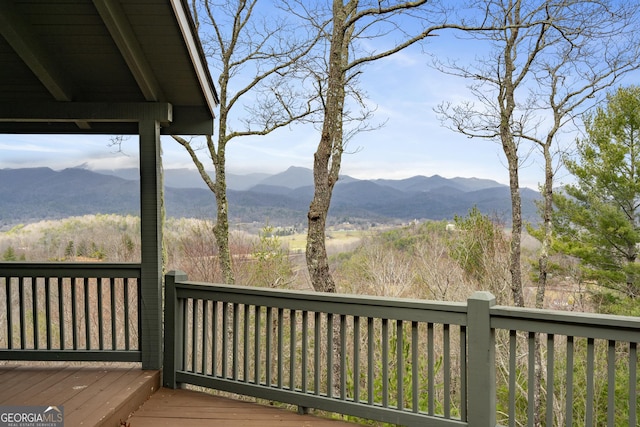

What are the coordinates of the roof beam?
(0, 102, 172, 124)
(0, 105, 213, 135)
(93, 0, 165, 102)
(170, 0, 219, 114)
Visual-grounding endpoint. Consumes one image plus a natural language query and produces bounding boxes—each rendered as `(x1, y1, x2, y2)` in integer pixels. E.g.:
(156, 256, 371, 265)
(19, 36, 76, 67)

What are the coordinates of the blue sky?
(1, 11, 638, 191)
(0, 46, 547, 190)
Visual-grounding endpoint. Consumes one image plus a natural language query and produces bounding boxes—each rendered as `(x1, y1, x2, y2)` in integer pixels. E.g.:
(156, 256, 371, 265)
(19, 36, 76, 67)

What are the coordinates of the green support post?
(467, 291, 497, 427)
(139, 119, 163, 370)
(163, 270, 187, 389)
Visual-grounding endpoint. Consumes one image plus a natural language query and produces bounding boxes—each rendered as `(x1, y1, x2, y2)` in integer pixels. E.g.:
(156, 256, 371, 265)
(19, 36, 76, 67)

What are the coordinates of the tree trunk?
(212, 146, 234, 284)
(306, 0, 346, 294)
(172, 131, 234, 285)
(501, 105, 524, 308)
(536, 143, 553, 310)
(307, 134, 337, 293)
(507, 156, 524, 308)
(500, 3, 525, 309)
(213, 187, 233, 285)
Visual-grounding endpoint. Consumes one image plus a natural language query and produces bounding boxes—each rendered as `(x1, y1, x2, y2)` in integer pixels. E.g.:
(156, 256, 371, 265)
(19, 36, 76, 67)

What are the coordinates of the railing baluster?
(290, 309, 296, 391)
(459, 325, 467, 421)
(586, 337, 595, 427)
(381, 317, 388, 408)
(301, 310, 308, 394)
(314, 311, 321, 395)
(427, 322, 434, 415)
(110, 278, 117, 350)
(212, 301, 219, 377)
(527, 332, 535, 427)
(266, 306, 273, 387)
(71, 278, 78, 350)
(222, 301, 229, 378)
(98, 278, 104, 350)
(182, 299, 189, 372)
(84, 279, 90, 349)
(137, 277, 142, 351)
(546, 334, 554, 426)
(233, 303, 239, 381)
(566, 335, 574, 426)
(202, 300, 210, 375)
(277, 307, 283, 388)
(327, 312, 333, 397)
(243, 303, 250, 382)
(396, 319, 403, 411)
(254, 305, 260, 384)
(629, 342, 637, 427)
(444, 323, 450, 418)
(353, 316, 360, 404)
(58, 278, 64, 350)
(124, 278, 130, 350)
(191, 299, 198, 373)
(45, 277, 52, 350)
(340, 314, 346, 400)
(19, 276, 25, 349)
(411, 321, 418, 413)
(367, 317, 374, 406)
(509, 330, 517, 427)
(607, 339, 616, 426)
(6, 278, 12, 350)
(32, 277, 38, 349)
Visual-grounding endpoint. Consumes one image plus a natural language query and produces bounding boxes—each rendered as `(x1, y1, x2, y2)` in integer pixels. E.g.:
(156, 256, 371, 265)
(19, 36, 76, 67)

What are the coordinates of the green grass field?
(280, 229, 375, 253)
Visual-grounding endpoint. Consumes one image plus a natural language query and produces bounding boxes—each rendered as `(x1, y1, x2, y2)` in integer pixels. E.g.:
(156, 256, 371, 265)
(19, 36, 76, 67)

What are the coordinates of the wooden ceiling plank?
(0, 1, 77, 101)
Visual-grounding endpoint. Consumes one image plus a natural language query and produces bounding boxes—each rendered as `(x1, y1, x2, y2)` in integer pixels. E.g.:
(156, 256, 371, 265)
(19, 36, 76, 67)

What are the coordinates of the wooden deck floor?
(0, 364, 159, 426)
(0, 365, 359, 427)
(127, 387, 360, 427)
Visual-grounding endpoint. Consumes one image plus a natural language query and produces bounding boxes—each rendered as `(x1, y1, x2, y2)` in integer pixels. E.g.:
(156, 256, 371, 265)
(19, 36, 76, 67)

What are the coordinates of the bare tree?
(435, 0, 640, 308)
(435, 1, 547, 307)
(173, 0, 323, 284)
(303, 0, 494, 293)
(436, 1, 640, 424)
(523, 5, 640, 310)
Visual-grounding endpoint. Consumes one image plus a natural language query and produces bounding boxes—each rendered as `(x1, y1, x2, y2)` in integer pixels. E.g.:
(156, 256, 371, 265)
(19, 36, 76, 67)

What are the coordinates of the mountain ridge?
(0, 166, 540, 230)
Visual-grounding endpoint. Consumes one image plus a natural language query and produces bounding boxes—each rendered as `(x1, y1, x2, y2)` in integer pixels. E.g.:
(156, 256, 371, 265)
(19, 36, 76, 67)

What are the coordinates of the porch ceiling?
(0, 0, 218, 135)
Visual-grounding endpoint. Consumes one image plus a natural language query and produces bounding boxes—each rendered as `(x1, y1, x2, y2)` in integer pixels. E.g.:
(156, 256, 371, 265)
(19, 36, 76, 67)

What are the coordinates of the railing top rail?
(173, 279, 469, 325)
(491, 304, 640, 341)
(0, 262, 142, 278)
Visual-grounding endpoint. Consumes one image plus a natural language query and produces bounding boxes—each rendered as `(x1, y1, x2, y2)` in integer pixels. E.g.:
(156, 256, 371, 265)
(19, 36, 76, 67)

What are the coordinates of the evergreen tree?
(554, 86, 640, 298)
(2, 246, 17, 261)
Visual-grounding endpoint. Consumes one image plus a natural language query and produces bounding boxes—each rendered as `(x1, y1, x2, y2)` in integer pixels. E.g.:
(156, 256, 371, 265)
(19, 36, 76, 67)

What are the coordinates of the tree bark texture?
(306, 0, 348, 294)
(499, 10, 525, 308)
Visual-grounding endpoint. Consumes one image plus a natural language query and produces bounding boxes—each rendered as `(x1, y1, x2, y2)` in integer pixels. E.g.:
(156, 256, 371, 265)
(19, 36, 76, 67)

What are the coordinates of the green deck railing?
(163, 271, 640, 427)
(0, 264, 637, 426)
(0, 263, 142, 362)
(491, 305, 639, 427)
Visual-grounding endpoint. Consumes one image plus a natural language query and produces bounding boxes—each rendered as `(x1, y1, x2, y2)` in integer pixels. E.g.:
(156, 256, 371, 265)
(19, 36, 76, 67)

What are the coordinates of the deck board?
(3, 366, 79, 404)
(0, 366, 360, 426)
(0, 365, 159, 427)
(127, 387, 360, 427)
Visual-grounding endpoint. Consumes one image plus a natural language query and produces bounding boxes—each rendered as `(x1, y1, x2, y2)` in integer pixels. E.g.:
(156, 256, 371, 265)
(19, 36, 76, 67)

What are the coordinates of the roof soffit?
(0, 0, 218, 135)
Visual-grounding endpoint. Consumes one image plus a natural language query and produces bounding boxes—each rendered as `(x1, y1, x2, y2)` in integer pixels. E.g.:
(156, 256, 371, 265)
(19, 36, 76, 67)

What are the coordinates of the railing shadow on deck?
(164, 271, 639, 427)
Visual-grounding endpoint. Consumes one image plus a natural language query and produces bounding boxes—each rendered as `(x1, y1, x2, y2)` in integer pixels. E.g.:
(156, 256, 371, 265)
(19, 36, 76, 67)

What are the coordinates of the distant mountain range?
(0, 166, 541, 230)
